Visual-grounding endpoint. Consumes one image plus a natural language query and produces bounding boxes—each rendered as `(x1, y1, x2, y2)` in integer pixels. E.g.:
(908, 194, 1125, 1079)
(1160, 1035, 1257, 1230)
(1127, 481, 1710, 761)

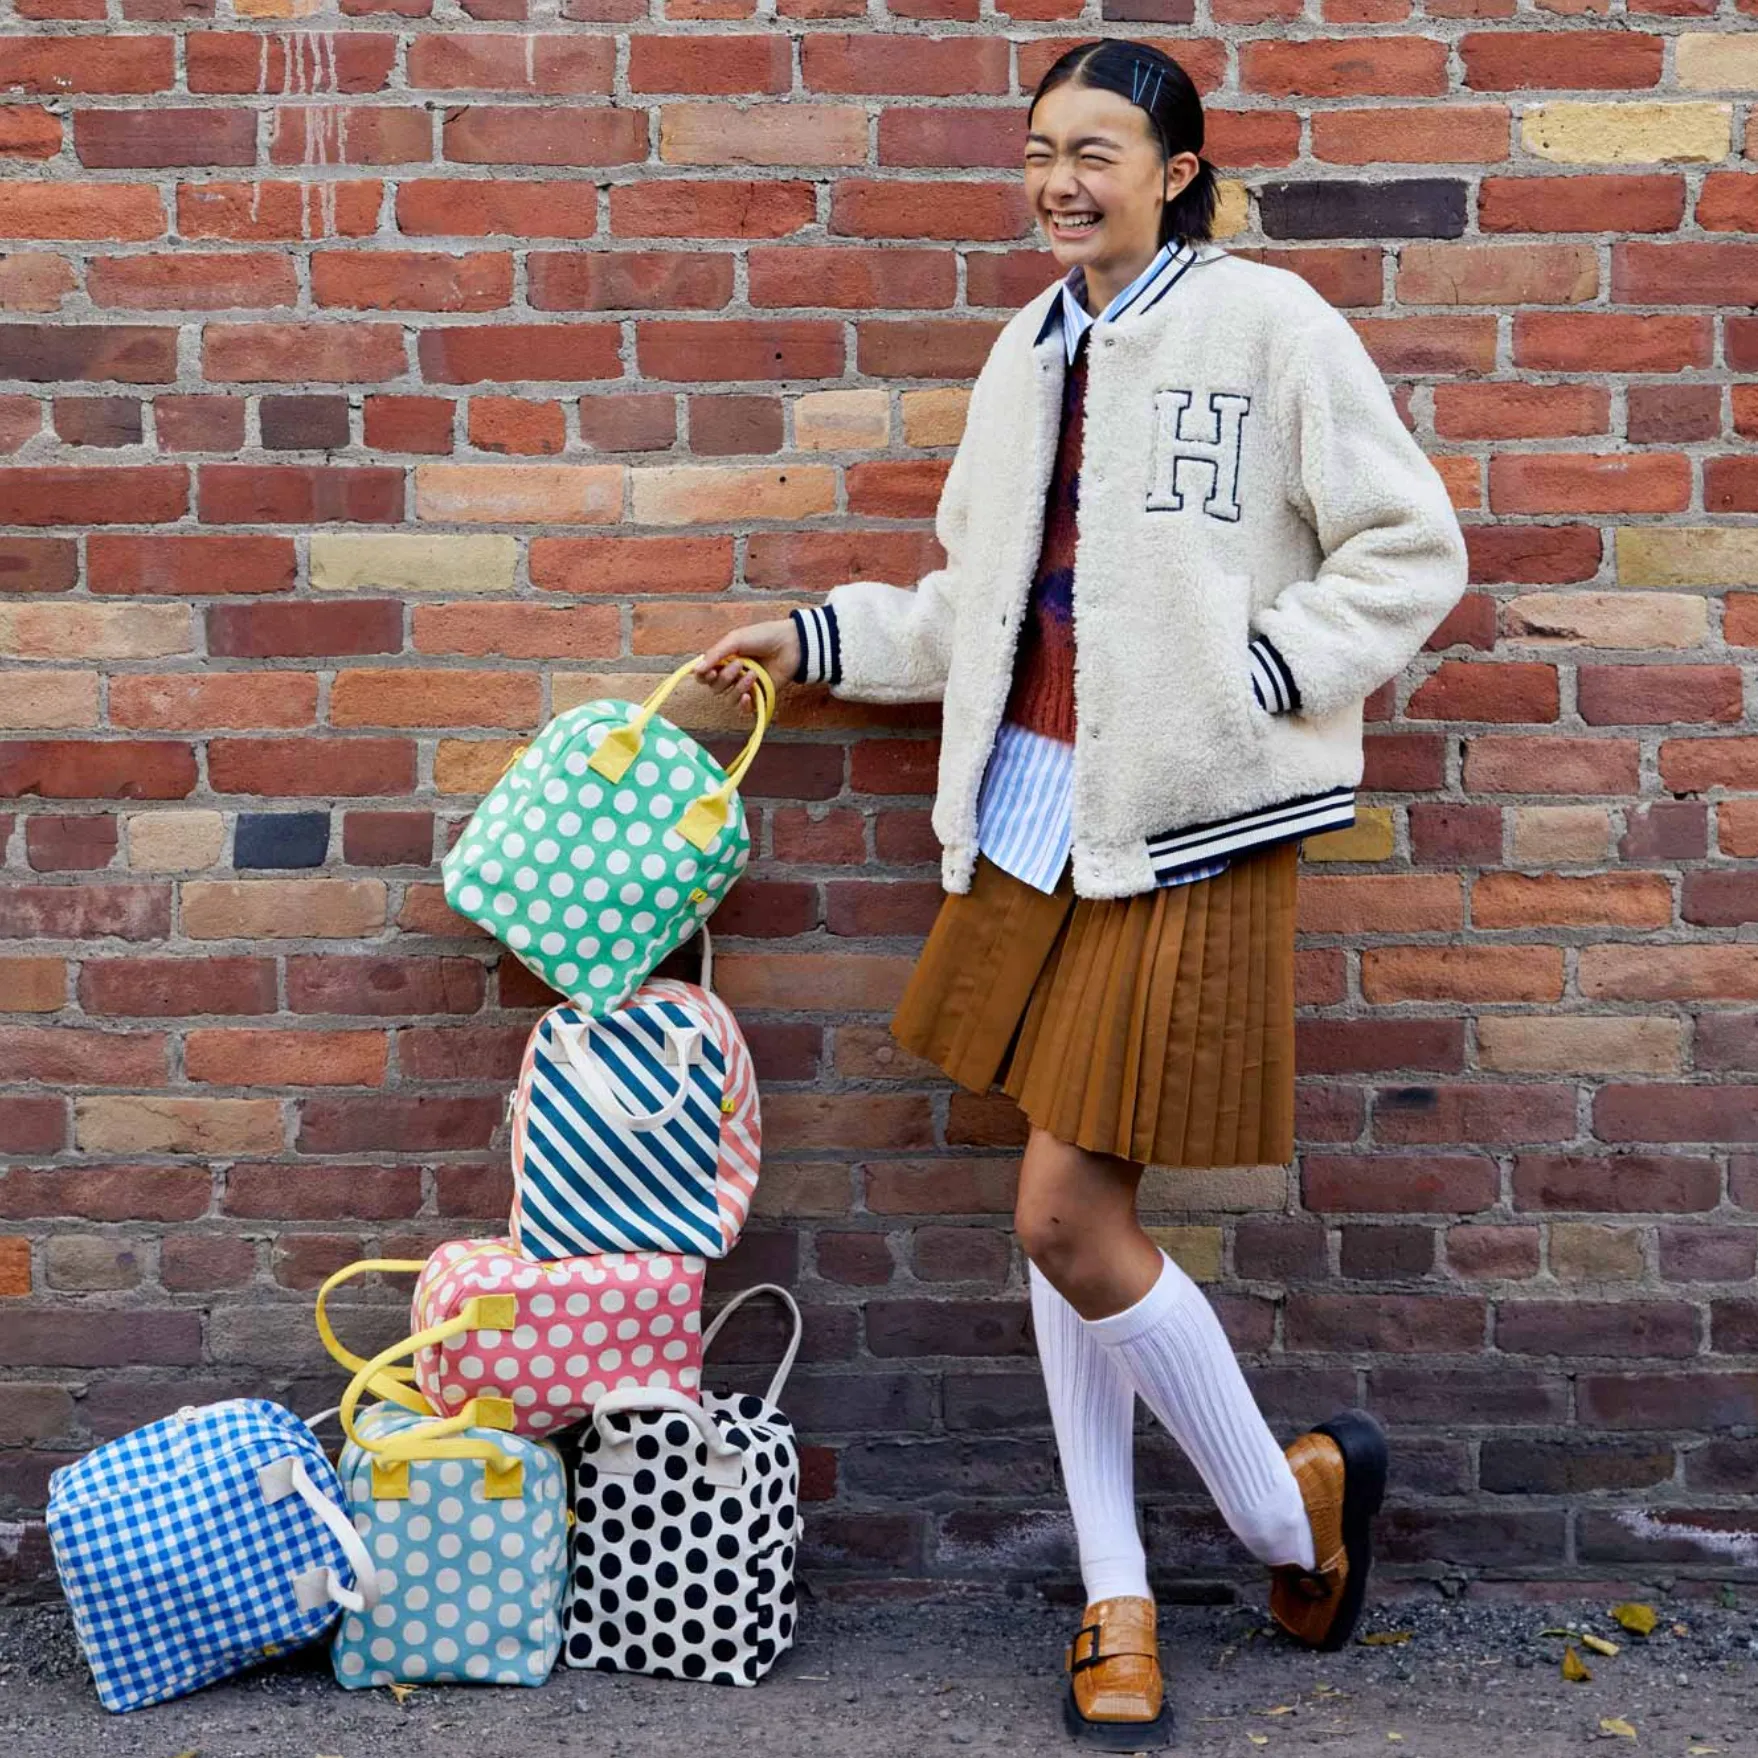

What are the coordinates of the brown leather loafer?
(1062, 1595, 1175, 1750)
(1269, 1409, 1388, 1651)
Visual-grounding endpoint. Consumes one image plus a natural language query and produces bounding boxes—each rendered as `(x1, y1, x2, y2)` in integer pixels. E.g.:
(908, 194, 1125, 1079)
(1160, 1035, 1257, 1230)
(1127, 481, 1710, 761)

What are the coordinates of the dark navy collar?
(1032, 239, 1211, 365)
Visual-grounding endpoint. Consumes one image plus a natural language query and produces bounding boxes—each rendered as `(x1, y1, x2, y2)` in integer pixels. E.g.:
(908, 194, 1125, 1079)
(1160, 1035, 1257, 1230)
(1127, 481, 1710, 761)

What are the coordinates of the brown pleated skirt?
(890, 844, 1298, 1169)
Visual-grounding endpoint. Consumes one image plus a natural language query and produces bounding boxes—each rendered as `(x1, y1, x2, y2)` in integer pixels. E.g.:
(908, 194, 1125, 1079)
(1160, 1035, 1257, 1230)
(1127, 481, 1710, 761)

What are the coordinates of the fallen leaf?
(1359, 1630, 1413, 1646)
(1581, 1633, 1621, 1657)
(1387, 1736, 1404, 1745)
(1610, 1602, 1658, 1636)
(1599, 1718, 1636, 1739)
(1538, 1626, 1577, 1638)
(1258, 1705, 1297, 1716)
(1247, 1736, 1269, 1748)
(386, 1682, 416, 1704)
(1688, 1746, 1723, 1754)
(1562, 1644, 1592, 1682)
(1673, 1623, 1692, 1638)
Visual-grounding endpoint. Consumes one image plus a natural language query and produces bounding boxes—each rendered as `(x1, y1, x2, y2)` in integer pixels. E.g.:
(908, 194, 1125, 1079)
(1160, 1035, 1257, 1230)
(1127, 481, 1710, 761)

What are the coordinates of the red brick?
(1285, 1294, 1485, 1353)
(397, 180, 602, 240)
(1595, 1085, 1758, 1145)
(801, 33, 1007, 94)
(443, 106, 647, 166)
(0, 1162, 205, 1220)
(161, 1234, 256, 1292)
(364, 395, 456, 453)
(186, 31, 397, 94)
(418, 324, 622, 384)
(611, 180, 815, 239)
(0, 741, 195, 802)
(206, 600, 404, 659)
(1660, 736, 1758, 794)
(529, 250, 734, 312)
(1513, 312, 1710, 373)
(1294, 1019, 1464, 1076)
(342, 810, 433, 866)
(1301, 1154, 1497, 1214)
(0, 537, 77, 594)
(110, 673, 316, 731)
(80, 956, 277, 1018)
(1375, 1083, 1577, 1146)
(0, 1024, 164, 1086)
(0, 35, 173, 93)
(1613, 242, 1758, 307)
(1578, 664, 1742, 726)
(1473, 872, 1672, 929)
(24, 814, 117, 872)
(0, 1097, 65, 1153)
(286, 955, 485, 1016)
(154, 396, 246, 451)
(179, 181, 382, 245)
(207, 738, 414, 797)
(197, 465, 403, 524)
(1297, 874, 1461, 934)
(1684, 872, 1758, 928)
(831, 179, 1030, 242)
(748, 247, 957, 310)
(297, 1095, 502, 1153)
(224, 1162, 422, 1220)
(407, 34, 615, 92)
(746, 530, 941, 592)
(187, 1028, 386, 1087)
(0, 466, 186, 526)
(311, 251, 513, 313)
(74, 107, 255, 168)
(1406, 660, 1557, 722)
(88, 534, 294, 597)
(622, 33, 783, 93)
(1445, 1225, 1540, 1281)
(1459, 29, 1662, 89)
(1465, 735, 1639, 796)
(1497, 1300, 1695, 1359)
(1481, 174, 1684, 234)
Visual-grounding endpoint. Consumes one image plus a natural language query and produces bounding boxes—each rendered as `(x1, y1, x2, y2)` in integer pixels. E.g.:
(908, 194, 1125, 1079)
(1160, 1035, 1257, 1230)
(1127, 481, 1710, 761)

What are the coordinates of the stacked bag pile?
(46, 661, 805, 1713)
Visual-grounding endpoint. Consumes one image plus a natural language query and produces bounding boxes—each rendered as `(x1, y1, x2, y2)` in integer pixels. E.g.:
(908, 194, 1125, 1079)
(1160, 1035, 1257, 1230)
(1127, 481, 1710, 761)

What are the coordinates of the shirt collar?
(1032, 239, 1206, 365)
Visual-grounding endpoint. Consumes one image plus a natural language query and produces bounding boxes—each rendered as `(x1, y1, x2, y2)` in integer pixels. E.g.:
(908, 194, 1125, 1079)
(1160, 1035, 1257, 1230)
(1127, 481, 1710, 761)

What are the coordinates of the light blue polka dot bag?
(442, 658, 774, 1016)
(331, 1395, 568, 1690)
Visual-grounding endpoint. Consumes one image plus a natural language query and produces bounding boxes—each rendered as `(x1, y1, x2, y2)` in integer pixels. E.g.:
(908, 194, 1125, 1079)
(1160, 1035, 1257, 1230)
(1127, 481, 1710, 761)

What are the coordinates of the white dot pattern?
(440, 699, 755, 1016)
(410, 1239, 707, 1437)
(333, 1404, 567, 1691)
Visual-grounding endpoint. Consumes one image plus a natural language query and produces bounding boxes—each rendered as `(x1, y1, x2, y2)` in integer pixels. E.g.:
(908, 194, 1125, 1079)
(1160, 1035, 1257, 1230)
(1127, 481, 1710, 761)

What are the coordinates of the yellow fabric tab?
(677, 795, 727, 852)
(483, 1457, 524, 1500)
(466, 1294, 516, 1330)
(371, 1460, 410, 1500)
(587, 724, 640, 782)
(470, 1396, 515, 1431)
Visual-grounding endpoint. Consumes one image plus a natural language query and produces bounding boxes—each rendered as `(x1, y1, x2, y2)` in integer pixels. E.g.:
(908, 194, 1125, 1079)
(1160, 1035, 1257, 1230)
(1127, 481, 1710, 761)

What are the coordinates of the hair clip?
(1130, 59, 1165, 111)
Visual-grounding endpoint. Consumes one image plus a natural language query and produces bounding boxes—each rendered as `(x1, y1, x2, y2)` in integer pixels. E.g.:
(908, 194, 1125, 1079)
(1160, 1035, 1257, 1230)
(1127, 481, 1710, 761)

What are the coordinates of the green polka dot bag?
(442, 658, 774, 1016)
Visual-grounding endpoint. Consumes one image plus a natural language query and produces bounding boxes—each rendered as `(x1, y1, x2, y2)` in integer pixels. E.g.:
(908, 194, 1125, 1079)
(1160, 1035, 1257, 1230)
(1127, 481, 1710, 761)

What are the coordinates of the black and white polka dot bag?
(564, 1284, 801, 1688)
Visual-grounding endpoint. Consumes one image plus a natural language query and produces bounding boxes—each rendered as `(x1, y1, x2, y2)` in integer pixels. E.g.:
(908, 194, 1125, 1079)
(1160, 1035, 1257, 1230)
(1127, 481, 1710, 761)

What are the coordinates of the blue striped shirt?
(975, 241, 1232, 896)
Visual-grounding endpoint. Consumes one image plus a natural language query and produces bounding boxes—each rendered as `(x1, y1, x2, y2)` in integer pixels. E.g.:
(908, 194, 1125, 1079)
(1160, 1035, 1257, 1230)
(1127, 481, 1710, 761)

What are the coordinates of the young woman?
(697, 39, 1468, 1748)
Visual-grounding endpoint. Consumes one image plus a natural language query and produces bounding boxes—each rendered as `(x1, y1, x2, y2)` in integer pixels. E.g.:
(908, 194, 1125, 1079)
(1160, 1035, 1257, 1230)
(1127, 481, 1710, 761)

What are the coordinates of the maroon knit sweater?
(1002, 332, 1086, 744)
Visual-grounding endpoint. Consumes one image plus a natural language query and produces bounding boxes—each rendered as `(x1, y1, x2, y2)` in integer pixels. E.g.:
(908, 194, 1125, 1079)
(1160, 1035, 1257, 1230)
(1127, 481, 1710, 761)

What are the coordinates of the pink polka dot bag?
(317, 1240, 707, 1442)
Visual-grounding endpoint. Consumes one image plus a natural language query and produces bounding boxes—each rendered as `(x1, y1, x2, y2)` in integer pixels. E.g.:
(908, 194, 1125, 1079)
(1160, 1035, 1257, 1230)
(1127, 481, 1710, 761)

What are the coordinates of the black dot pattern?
(564, 1391, 800, 1687)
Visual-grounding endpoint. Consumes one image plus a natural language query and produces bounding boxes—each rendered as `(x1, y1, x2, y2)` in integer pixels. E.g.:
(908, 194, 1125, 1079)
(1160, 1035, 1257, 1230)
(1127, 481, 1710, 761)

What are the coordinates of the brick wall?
(1, 0, 1757, 1595)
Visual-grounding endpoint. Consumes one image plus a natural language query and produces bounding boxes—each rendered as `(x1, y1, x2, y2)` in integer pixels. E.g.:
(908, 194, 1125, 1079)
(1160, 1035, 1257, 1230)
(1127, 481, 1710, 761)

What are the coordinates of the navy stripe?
(1149, 801, 1356, 876)
(1147, 785, 1358, 854)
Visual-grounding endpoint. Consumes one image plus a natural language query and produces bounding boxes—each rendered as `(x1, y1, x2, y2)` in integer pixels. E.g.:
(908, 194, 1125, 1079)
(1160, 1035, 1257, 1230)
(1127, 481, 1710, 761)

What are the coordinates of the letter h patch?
(1144, 388, 1251, 523)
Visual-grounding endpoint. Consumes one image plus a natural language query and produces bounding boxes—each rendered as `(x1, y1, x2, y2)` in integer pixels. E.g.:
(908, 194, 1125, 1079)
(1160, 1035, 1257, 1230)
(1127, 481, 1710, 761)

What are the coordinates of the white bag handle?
(592, 1386, 745, 1487)
(553, 1015, 701, 1132)
(259, 1453, 381, 1614)
(702, 1283, 803, 1408)
(694, 923, 714, 993)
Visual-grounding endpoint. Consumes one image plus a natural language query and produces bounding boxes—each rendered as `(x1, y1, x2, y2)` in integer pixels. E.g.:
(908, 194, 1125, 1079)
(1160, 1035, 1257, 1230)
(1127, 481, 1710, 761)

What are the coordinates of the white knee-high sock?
(1029, 1262, 1152, 1604)
(1085, 1252, 1316, 1571)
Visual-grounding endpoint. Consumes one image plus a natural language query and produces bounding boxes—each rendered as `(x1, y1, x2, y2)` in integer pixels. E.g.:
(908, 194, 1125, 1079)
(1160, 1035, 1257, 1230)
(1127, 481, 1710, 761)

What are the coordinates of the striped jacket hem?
(1146, 784, 1356, 881)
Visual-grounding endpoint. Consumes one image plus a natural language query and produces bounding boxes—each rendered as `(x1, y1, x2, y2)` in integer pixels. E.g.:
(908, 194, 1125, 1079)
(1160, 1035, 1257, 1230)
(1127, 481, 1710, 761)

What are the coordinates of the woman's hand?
(694, 618, 801, 710)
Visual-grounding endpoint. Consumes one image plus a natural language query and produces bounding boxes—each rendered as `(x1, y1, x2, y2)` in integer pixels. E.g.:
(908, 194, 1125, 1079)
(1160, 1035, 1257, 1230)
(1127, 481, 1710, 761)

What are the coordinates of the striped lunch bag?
(509, 938, 759, 1262)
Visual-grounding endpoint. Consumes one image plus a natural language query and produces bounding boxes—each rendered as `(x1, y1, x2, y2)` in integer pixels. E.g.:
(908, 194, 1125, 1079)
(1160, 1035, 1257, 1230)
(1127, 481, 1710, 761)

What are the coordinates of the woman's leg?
(1015, 1126, 1314, 1572)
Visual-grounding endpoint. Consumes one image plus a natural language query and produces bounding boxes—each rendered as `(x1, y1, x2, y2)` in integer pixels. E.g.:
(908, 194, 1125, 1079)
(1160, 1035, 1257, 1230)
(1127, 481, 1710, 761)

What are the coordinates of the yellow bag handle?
(315, 1258, 431, 1417)
(587, 655, 776, 853)
(339, 1295, 524, 1501)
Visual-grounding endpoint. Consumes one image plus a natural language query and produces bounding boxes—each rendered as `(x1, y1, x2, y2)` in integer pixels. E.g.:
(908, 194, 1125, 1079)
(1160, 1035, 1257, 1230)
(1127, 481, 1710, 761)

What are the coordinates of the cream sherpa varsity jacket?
(790, 245, 1470, 901)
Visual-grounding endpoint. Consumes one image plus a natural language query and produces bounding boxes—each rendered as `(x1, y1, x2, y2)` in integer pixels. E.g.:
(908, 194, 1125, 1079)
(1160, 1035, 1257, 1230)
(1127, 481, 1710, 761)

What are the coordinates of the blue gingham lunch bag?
(47, 1399, 378, 1713)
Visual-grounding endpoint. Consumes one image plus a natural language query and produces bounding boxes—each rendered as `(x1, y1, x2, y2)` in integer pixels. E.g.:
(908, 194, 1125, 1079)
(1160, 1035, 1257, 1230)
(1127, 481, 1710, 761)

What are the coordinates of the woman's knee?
(1013, 1130, 1120, 1280)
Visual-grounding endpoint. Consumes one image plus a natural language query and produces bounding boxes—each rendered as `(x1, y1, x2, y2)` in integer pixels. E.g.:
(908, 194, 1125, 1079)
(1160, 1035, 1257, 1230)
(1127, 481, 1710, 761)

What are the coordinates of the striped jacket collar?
(1032, 238, 1212, 366)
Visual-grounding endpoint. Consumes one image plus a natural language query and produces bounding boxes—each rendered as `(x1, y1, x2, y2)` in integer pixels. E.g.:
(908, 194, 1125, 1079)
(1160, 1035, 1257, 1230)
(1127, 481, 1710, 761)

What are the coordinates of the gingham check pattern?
(48, 1399, 355, 1713)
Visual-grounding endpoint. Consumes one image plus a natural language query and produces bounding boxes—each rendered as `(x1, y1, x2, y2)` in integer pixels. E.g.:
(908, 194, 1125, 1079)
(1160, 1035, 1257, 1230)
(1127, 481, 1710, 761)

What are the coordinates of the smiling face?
(1024, 80, 1199, 297)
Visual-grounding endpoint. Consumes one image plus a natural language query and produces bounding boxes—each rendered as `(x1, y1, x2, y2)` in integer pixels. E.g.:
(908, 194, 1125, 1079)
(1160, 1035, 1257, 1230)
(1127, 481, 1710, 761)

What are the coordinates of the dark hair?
(1027, 41, 1218, 248)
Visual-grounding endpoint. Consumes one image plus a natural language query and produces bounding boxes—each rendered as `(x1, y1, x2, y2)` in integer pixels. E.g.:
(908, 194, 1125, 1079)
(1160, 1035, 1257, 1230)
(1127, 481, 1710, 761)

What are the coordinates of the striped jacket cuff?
(1248, 634, 1301, 715)
(791, 605, 841, 687)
